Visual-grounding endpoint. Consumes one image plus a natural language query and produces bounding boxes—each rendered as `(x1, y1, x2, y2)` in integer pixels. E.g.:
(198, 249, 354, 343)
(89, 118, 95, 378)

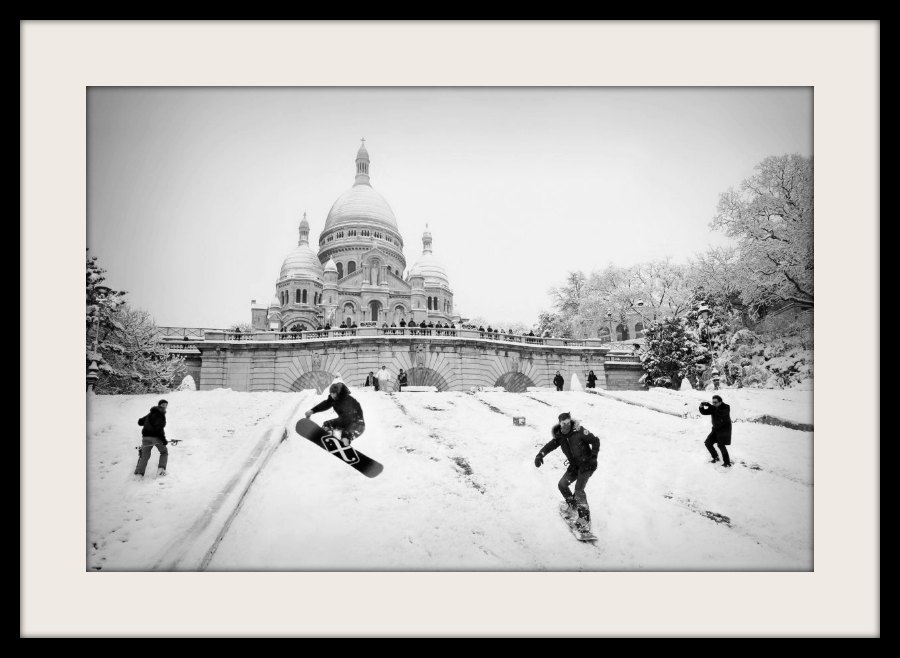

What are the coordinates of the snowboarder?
(534, 412, 600, 533)
(699, 395, 732, 467)
(397, 368, 408, 392)
(586, 370, 597, 389)
(305, 382, 366, 447)
(553, 371, 564, 391)
(134, 399, 169, 479)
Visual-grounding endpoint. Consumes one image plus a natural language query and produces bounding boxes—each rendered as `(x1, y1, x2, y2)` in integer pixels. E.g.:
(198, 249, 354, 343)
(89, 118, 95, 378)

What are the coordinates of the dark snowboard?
(295, 418, 383, 478)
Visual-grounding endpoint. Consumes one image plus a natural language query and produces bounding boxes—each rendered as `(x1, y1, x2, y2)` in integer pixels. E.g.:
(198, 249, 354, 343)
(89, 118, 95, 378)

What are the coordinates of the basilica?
(251, 141, 458, 332)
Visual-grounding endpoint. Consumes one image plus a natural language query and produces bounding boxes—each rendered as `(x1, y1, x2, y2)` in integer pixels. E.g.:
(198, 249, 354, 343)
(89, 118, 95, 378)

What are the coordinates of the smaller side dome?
(324, 257, 338, 273)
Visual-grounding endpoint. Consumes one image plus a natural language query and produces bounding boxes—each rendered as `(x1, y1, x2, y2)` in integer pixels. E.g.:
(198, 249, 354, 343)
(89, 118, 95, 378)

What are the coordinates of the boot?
(157, 468, 167, 477)
(560, 496, 578, 519)
(575, 505, 591, 532)
(709, 456, 719, 464)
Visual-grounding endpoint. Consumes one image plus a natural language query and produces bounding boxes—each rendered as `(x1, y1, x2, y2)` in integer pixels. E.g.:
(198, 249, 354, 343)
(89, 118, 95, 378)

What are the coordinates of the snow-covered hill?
(87, 388, 813, 571)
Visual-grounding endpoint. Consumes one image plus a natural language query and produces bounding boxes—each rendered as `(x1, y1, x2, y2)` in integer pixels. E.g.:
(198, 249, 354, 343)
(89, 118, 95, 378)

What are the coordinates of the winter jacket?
(587, 372, 598, 387)
(398, 372, 408, 386)
(138, 406, 167, 442)
(699, 402, 732, 444)
(538, 422, 600, 471)
(553, 374, 564, 388)
(311, 383, 365, 425)
(364, 374, 376, 387)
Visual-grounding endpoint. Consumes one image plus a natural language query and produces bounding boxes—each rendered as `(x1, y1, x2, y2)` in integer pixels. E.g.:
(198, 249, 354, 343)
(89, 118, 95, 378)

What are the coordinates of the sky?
(87, 87, 812, 328)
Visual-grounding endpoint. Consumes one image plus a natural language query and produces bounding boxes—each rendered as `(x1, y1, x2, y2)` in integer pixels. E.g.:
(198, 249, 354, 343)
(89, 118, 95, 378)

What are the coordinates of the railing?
(158, 327, 213, 339)
(202, 327, 611, 349)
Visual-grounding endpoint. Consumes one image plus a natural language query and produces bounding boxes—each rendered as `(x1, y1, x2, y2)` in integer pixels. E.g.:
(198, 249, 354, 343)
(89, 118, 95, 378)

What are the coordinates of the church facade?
(251, 141, 458, 332)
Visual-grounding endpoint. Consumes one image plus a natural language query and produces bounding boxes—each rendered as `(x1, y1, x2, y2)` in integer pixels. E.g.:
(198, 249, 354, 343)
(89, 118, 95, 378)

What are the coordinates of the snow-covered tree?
(712, 154, 813, 313)
(640, 317, 706, 389)
(94, 306, 186, 394)
(87, 250, 185, 394)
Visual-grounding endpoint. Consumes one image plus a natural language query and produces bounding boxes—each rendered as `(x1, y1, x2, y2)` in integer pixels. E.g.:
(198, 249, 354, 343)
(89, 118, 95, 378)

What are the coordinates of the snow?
(88, 388, 812, 571)
(603, 386, 813, 426)
(570, 372, 584, 392)
(176, 375, 196, 391)
(87, 390, 309, 570)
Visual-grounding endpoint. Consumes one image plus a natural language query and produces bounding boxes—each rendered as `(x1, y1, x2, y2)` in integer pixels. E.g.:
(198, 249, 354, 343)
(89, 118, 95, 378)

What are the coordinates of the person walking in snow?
(699, 394, 732, 467)
(553, 371, 564, 391)
(305, 382, 366, 447)
(534, 412, 600, 533)
(134, 399, 170, 478)
(586, 370, 597, 389)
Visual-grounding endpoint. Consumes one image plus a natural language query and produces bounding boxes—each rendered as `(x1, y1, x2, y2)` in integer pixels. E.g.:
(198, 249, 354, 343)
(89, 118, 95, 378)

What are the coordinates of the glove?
(534, 453, 544, 468)
(587, 457, 598, 471)
(305, 410, 313, 419)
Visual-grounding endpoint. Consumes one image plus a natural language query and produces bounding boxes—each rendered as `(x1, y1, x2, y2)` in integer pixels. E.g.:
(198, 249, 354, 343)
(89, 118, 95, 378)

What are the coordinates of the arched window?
(634, 322, 644, 338)
(616, 324, 630, 341)
(337, 262, 344, 279)
(295, 290, 300, 304)
(302, 289, 308, 304)
(348, 261, 356, 275)
(598, 327, 611, 342)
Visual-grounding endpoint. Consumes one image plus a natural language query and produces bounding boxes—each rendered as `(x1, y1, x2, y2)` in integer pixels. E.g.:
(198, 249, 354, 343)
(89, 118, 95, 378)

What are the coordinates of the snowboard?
(559, 502, 597, 542)
(295, 418, 383, 478)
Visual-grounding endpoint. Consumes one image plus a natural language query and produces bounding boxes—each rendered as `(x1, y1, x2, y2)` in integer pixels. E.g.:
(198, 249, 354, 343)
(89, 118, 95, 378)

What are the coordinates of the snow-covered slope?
(205, 389, 812, 571)
(87, 388, 812, 571)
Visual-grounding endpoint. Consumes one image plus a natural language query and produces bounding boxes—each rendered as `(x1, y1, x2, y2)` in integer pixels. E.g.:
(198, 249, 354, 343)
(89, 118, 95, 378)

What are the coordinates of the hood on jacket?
(329, 382, 350, 399)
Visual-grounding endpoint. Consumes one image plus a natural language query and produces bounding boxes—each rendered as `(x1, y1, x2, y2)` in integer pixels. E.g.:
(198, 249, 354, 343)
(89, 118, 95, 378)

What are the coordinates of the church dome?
(408, 225, 450, 288)
(324, 257, 338, 273)
(279, 244, 324, 281)
(322, 141, 399, 233)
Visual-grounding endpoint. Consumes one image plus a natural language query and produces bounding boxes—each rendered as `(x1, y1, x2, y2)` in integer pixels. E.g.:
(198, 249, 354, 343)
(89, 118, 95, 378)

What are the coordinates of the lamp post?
(697, 304, 713, 388)
(634, 300, 647, 337)
(605, 311, 613, 343)
(86, 315, 100, 393)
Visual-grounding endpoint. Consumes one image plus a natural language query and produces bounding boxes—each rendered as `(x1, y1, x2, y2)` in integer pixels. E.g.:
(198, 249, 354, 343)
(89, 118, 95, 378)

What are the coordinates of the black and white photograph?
(84, 86, 814, 571)
(22, 21, 878, 637)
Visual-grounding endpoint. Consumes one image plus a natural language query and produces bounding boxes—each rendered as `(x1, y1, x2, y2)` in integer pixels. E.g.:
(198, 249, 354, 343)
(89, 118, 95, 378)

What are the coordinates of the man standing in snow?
(134, 399, 169, 479)
(700, 395, 732, 467)
(534, 412, 600, 533)
(377, 365, 392, 392)
(364, 370, 379, 391)
(397, 368, 408, 392)
(305, 382, 366, 447)
(553, 371, 564, 391)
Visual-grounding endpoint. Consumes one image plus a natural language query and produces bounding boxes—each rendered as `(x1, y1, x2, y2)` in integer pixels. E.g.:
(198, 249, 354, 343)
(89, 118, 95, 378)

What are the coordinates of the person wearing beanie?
(305, 382, 366, 447)
(534, 411, 601, 534)
(134, 399, 170, 479)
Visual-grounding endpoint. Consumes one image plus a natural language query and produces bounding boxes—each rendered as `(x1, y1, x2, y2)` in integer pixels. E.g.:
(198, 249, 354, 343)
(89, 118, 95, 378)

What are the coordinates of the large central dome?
(322, 140, 399, 233)
(323, 185, 399, 232)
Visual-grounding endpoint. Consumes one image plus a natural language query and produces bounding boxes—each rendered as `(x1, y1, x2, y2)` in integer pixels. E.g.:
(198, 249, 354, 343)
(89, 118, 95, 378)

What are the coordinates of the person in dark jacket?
(305, 382, 366, 446)
(399, 319, 407, 328)
(586, 370, 597, 389)
(534, 412, 600, 532)
(397, 368, 408, 392)
(699, 395, 732, 467)
(553, 371, 564, 391)
(134, 400, 169, 478)
(364, 371, 378, 391)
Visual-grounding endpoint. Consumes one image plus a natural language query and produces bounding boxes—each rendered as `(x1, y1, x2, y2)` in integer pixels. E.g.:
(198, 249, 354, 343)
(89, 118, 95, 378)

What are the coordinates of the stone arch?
(392, 304, 408, 323)
(495, 372, 536, 392)
(405, 367, 449, 391)
(290, 370, 335, 394)
(369, 300, 383, 322)
(616, 324, 630, 341)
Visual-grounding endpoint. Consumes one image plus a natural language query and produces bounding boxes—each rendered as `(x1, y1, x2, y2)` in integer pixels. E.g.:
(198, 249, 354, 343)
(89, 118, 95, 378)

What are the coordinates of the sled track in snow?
(388, 395, 487, 495)
(662, 492, 797, 561)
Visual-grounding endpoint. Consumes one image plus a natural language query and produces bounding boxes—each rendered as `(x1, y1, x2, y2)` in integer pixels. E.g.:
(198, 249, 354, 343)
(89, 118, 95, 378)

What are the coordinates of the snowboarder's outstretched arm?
(306, 397, 334, 418)
(534, 435, 561, 467)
